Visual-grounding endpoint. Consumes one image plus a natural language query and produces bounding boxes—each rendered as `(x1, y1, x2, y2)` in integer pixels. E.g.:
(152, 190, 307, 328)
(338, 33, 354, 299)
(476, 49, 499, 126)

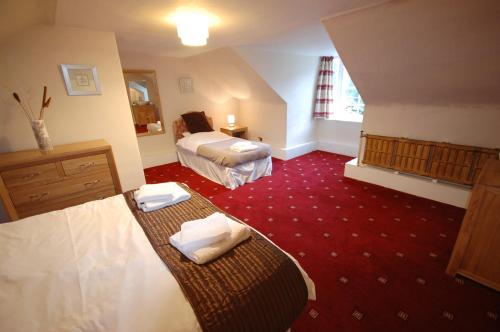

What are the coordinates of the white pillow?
(182, 132, 191, 137)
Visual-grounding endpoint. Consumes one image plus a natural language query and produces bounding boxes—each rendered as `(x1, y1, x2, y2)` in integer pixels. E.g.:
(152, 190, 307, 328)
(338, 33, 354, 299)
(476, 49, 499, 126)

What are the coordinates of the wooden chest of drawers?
(446, 159, 500, 290)
(0, 140, 122, 221)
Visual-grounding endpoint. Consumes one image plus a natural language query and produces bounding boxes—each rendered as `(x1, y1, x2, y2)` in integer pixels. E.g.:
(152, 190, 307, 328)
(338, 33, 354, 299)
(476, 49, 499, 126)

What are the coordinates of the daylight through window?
(332, 58, 365, 122)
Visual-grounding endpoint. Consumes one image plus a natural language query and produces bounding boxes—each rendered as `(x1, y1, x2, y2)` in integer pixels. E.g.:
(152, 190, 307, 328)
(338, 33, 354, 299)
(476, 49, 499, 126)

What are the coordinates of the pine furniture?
(0, 140, 122, 221)
(220, 126, 247, 138)
(362, 134, 499, 186)
(446, 159, 500, 291)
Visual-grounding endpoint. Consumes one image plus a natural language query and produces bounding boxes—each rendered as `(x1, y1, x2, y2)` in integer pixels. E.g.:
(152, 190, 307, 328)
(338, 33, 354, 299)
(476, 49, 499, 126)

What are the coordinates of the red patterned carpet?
(144, 151, 499, 331)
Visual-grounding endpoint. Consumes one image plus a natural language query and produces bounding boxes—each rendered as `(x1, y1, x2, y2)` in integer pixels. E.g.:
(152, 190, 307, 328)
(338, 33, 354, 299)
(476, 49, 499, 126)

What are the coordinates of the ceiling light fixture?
(175, 11, 209, 47)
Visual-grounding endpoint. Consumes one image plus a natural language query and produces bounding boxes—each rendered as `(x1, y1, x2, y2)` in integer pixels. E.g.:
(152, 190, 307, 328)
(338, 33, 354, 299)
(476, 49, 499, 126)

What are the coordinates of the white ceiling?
(54, 0, 383, 57)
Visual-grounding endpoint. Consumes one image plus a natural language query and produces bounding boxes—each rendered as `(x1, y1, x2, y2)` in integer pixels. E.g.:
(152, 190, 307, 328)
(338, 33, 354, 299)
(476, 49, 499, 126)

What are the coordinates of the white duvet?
(0, 196, 200, 332)
(0, 195, 315, 332)
(176, 131, 233, 154)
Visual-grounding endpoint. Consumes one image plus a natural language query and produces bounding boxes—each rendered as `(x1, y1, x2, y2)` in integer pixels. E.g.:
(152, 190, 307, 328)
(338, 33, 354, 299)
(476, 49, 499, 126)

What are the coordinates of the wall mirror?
(123, 69, 165, 137)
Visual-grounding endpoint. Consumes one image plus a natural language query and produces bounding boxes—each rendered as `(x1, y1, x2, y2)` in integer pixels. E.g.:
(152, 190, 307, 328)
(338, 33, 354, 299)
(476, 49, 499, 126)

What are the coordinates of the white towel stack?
(134, 182, 191, 212)
(230, 141, 259, 152)
(147, 121, 162, 133)
(170, 212, 251, 264)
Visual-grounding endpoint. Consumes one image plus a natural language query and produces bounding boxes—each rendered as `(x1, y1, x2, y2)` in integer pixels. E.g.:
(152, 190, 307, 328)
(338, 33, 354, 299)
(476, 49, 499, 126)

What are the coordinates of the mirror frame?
(123, 69, 166, 137)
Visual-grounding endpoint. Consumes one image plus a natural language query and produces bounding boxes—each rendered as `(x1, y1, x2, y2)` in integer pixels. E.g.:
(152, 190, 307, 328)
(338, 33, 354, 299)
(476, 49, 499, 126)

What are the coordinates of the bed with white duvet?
(0, 194, 314, 332)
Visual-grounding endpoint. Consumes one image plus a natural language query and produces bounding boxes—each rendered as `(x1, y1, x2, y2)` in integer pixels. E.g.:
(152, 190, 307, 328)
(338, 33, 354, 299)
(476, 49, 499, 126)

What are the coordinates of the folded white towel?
(178, 212, 231, 252)
(147, 122, 162, 133)
(135, 182, 191, 212)
(230, 143, 259, 152)
(139, 195, 190, 212)
(170, 217, 251, 264)
(134, 182, 188, 204)
(231, 141, 253, 147)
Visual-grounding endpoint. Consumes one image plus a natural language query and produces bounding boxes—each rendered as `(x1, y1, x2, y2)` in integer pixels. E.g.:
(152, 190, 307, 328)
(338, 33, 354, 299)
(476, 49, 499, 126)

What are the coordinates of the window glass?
(331, 59, 365, 122)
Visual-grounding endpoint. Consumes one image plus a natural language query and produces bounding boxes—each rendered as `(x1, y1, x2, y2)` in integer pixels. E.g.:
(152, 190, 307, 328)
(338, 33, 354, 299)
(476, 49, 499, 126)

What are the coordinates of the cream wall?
(323, 0, 500, 106)
(188, 48, 287, 154)
(363, 104, 500, 149)
(322, 0, 500, 150)
(316, 120, 362, 157)
(120, 47, 287, 166)
(120, 51, 241, 167)
(321, 0, 500, 205)
(0, 26, 145, 196)
(0, 0, 56, 42)
(239, 101, 287, 155)
(235, 47, 319, 156)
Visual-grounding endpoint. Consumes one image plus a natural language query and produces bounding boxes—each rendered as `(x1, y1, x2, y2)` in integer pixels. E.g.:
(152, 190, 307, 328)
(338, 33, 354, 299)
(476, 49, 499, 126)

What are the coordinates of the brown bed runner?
(124, 186, 308, 332)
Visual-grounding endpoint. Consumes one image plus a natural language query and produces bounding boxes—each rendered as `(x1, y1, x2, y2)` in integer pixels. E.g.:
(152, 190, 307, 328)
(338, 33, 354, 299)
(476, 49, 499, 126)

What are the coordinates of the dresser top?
(0, 139, 111, 170)
(477, 159, 500, 187)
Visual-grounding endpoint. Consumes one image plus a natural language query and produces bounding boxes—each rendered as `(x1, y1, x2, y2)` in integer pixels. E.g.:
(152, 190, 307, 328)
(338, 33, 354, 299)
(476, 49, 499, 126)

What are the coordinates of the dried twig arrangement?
(12, 86, 52, 121)
(39, 86, 52, 120)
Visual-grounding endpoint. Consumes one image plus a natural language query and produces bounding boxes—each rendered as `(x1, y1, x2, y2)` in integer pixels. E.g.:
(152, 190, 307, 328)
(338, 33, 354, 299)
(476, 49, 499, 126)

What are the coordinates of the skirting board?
(344, 158, 471, 208)
(141, 150, 178, 169)
(317, 140, 358, 157)
(277, 141, 317, 160)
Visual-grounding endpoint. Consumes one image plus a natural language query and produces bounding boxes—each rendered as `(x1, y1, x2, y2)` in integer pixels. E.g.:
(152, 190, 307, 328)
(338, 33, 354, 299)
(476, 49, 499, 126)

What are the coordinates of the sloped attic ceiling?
(0, 0, 57, 42)
(322, 0, 500, 105)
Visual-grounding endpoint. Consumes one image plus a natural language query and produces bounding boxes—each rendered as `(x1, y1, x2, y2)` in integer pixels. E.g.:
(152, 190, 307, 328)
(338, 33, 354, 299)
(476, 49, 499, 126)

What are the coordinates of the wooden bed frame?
(173, 116, 213, 142)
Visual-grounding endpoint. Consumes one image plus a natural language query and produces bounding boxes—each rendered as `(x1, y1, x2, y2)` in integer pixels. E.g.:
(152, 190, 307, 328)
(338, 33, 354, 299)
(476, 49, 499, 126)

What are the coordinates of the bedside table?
(220, 126, 247, 138)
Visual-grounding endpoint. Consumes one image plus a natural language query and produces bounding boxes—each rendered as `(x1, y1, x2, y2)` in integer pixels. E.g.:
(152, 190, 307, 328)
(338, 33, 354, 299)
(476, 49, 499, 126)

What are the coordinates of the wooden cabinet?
(220, 126, 247, 138)
(362, 134, 499, 186)
(446, 159, 500, 290)
(0, 140, 122, 221)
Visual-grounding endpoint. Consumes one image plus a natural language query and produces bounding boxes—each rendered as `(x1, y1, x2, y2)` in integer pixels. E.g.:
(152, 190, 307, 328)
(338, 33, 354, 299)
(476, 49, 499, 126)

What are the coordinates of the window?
(331, 59, 365, 122)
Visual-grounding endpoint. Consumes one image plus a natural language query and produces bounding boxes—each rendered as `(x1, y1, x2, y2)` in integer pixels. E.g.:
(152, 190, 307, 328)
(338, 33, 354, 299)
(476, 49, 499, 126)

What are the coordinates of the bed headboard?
(173, 115, 214, 142)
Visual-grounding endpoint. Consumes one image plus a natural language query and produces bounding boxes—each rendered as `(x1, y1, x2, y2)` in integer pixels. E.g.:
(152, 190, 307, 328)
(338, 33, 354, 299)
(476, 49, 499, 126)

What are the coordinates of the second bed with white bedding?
(176, 131, 272, 189)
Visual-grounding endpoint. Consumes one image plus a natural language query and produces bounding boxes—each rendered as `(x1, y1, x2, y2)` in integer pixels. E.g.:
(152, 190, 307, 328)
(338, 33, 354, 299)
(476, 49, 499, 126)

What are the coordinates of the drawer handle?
(79, 162, 95, 170)
(29, 192, 49, 201)
(84, 179, 100, 188)
(23, 172, 41, 180)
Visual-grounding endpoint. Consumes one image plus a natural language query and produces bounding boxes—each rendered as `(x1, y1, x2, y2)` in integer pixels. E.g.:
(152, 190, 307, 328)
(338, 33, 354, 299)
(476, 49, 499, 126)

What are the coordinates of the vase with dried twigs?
(13, 86, 53, 152)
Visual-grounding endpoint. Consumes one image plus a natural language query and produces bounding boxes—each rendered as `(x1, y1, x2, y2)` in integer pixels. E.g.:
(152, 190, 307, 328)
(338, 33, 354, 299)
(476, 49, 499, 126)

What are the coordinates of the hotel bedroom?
(0, 0, 499, 331)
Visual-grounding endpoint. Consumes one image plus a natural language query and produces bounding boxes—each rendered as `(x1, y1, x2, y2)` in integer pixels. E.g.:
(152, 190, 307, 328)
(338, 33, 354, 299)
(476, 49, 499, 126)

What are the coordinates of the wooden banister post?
(357, 130, 364, 166)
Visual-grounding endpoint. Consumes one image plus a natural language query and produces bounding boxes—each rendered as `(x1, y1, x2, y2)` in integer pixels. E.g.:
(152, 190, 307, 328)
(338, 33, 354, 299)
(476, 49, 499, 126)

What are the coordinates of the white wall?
(239, 100, 287, 157)
(322, 0, 500, 152)
(321, 0, 500, 204)
(316, 120, 362, 157)
(362, 104, 500, 148)
(120, 47, 288, 166)
(0, 26, 145, 192)
(235, 47, 319, 156)
(322, 0, 500, 153)
(322, 0, 500, 106)
(120, 51, 241, 167)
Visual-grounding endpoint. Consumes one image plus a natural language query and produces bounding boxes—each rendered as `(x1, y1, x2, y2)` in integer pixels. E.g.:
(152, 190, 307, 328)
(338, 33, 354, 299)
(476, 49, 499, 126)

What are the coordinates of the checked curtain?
(313, 56, 335, 119)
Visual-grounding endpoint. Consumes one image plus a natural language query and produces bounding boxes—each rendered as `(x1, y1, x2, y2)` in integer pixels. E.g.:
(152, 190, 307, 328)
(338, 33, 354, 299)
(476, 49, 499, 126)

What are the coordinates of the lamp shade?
(227, 114, 235, 126)
(176, 12, 209, 46)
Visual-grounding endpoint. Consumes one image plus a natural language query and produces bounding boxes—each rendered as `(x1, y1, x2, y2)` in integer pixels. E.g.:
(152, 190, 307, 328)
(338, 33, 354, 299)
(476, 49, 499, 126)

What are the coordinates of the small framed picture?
(179, 77, 193, 94)
(60, 64, 101, 95)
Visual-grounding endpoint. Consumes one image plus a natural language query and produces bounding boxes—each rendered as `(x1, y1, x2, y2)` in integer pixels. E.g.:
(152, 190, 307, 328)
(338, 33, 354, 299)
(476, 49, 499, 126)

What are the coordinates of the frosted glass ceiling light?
(176, 11, 209, 46)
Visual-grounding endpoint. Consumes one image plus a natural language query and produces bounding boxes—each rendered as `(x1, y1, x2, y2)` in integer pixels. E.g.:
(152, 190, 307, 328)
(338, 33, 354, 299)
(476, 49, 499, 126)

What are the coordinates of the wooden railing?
(362, 134, 499, 186)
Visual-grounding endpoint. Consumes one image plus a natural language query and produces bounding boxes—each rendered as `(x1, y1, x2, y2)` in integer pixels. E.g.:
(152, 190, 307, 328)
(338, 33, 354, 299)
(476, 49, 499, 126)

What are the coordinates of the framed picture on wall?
(60, 64, 102, 96)
(178, 77, 193, 94)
